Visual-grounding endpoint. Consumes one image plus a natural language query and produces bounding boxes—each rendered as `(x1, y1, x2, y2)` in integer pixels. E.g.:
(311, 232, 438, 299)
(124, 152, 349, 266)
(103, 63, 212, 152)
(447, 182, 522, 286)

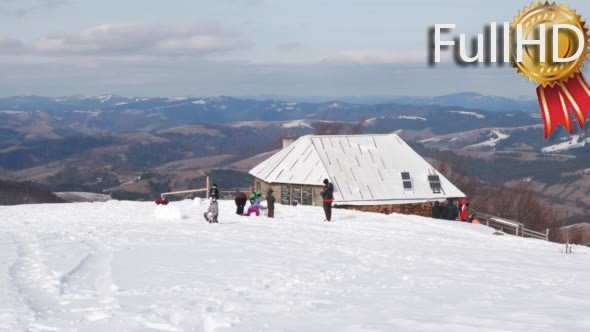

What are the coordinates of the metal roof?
(249, 134, 466, 205)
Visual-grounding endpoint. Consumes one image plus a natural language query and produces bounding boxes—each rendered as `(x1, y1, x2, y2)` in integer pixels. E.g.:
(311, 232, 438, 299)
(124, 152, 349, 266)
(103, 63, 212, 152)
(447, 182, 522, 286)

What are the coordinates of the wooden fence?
(477, 213, 549, 241)
(161, 177, 210, 199)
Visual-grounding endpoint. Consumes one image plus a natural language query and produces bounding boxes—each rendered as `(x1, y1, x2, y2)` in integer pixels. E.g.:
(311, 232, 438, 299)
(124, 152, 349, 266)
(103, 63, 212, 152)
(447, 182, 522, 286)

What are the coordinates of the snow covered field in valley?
(1, 200, 589, 332)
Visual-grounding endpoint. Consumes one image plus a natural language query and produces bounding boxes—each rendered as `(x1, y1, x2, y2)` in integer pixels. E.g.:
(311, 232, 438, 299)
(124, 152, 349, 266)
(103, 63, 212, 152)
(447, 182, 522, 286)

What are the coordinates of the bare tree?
(432, 152, 561, 232)
(481, 183, 560, 231)
(312, 113, 345, 135)
(431, 152, 478, 197)
(347, 117, 367, 135)
(313, 113, 367, 136)
(552, 224, 590, 246)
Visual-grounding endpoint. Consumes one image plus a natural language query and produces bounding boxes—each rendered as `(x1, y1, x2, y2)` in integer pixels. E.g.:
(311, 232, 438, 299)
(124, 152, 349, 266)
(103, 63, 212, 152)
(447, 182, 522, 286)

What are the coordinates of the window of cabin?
(401, 172, 413, 190)
(428, 175, 442, 193)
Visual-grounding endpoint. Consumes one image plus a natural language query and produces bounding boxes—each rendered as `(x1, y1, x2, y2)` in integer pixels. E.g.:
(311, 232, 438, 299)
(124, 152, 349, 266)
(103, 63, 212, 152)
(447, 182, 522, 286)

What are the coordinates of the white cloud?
(0, 36, 22, 49)
(0, 20, 249, 56)
(221, 0, 265, 6)
(0, 0, 71, 16)
(278, 42, 302, 53)
(0, 55, 536, 99)
(320, 49, 428, 65)
(316, 49, 457, 66)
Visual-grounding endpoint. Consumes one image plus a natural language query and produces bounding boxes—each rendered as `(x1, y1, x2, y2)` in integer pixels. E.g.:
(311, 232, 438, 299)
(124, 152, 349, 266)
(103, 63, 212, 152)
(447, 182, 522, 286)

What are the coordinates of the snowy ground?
(0, 200, 589, 332)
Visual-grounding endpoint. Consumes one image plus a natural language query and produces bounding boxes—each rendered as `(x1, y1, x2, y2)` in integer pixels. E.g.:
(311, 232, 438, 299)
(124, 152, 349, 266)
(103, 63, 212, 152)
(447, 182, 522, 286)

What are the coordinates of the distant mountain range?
(0, 92, 537, 115)
(1, 93, 589, 222)
(242, 92, 538, 113)
(389, 92, 538, 113)
(0, 94, 544, 150)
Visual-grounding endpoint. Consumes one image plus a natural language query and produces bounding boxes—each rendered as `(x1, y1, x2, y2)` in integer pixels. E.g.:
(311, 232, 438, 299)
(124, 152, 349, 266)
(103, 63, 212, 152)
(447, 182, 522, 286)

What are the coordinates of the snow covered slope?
(541, 135, 590, 153)
(0, 201, 589, 331)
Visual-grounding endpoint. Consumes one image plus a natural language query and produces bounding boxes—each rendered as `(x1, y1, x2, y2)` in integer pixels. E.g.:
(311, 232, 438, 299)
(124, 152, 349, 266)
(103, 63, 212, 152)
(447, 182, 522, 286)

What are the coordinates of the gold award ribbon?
(512, 2, 590, 138)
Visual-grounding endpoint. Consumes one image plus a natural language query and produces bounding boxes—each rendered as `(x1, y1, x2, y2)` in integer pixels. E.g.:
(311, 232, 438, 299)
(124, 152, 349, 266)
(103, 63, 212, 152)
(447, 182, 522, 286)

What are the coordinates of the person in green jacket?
(249, 189, 262, 203)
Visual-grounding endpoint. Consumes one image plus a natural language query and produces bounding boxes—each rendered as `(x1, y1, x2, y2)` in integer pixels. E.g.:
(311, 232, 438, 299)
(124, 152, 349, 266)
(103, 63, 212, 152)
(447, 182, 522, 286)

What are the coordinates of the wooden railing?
(161, 177, 210, 199)
(478, 213, 549, 241)
(522, 228, 549, 240)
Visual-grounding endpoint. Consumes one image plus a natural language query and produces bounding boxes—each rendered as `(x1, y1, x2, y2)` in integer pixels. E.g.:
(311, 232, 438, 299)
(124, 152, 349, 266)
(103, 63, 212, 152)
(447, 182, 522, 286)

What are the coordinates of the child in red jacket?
(459, 198, 469, 222)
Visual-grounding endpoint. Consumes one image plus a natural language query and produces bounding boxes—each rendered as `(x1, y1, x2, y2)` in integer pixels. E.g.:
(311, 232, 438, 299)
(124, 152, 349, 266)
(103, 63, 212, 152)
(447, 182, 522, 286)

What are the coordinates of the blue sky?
(0, 0, 590, 98)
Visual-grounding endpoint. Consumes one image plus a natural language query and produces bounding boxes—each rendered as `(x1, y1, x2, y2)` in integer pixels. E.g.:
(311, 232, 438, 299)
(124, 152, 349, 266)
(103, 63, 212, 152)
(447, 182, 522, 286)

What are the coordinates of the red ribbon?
(536, 73, 590, 138)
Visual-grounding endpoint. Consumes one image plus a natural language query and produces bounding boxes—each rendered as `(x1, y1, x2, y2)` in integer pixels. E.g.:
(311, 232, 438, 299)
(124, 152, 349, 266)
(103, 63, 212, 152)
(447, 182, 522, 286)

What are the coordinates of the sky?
(1, 0, 590, 98)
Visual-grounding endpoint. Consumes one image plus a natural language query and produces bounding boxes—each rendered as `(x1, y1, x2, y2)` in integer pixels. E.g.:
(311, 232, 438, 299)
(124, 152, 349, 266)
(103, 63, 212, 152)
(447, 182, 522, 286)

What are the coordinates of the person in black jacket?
(443, 199, 458, 220)
(209, 184, 219, 200)
(320, 179, 334, 221)
(234, 190, 247, 215)
(431, 201, 441, 219)
(266, 189, 276, 218)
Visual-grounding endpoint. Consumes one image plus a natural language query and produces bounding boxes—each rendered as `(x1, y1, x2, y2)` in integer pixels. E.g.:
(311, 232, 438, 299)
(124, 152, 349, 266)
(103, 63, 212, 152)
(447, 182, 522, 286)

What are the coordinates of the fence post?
(545, 228, 549, 241)
(206, 176, 210, 199)
(515, 226, 519, 237)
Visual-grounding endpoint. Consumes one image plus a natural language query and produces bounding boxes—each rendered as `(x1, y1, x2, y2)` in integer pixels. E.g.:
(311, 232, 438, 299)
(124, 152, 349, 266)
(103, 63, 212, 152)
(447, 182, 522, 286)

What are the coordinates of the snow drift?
(0, 200, 588, 331)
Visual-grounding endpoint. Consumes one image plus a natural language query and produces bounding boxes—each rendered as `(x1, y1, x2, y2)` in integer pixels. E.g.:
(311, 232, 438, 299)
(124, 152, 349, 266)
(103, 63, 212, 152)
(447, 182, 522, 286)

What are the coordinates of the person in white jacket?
(204, 198, 219, 223)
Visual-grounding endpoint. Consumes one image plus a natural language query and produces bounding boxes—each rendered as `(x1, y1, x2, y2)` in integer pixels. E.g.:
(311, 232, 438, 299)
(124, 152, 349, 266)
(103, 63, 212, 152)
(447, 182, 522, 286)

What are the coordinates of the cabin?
(249, 134, 465, 216)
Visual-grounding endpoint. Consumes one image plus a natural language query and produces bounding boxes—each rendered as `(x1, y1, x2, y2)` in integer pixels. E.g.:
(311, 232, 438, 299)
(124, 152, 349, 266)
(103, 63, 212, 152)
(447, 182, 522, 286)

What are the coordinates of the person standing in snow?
(266, 189, 276, 218)
(459, 198, 469, 222)
(235, 190, 247, 215)
(320, 179, 334, 222)
(204, 197, 219, 223)
(209, 183, 220, 200)
(443, 199, 458, 220)
(246, 196, 262, 217)
(431, 201, 441, 219)
(249, 189, 259, 204)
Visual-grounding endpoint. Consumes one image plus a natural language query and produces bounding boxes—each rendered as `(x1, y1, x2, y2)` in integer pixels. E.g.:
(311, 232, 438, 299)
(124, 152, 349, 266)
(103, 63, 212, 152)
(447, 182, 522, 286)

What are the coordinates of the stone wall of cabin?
(253, 179, 281, 200)
(336, 202, 434, 217)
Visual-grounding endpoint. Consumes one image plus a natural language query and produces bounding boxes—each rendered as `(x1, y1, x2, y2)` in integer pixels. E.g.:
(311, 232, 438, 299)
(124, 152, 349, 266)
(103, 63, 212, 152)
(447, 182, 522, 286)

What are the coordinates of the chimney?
(282, 137, 296, 149)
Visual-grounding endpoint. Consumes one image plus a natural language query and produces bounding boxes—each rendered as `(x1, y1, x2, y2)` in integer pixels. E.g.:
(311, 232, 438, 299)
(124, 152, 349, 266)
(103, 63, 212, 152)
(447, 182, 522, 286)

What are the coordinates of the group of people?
(432, 198, 478, 223)
(204, 178, 335, 223)
(234, 189, 276, 218)
(200, 181, 478, 225)
(204, 184, 276, 223)
(233, 179, 333, 221)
